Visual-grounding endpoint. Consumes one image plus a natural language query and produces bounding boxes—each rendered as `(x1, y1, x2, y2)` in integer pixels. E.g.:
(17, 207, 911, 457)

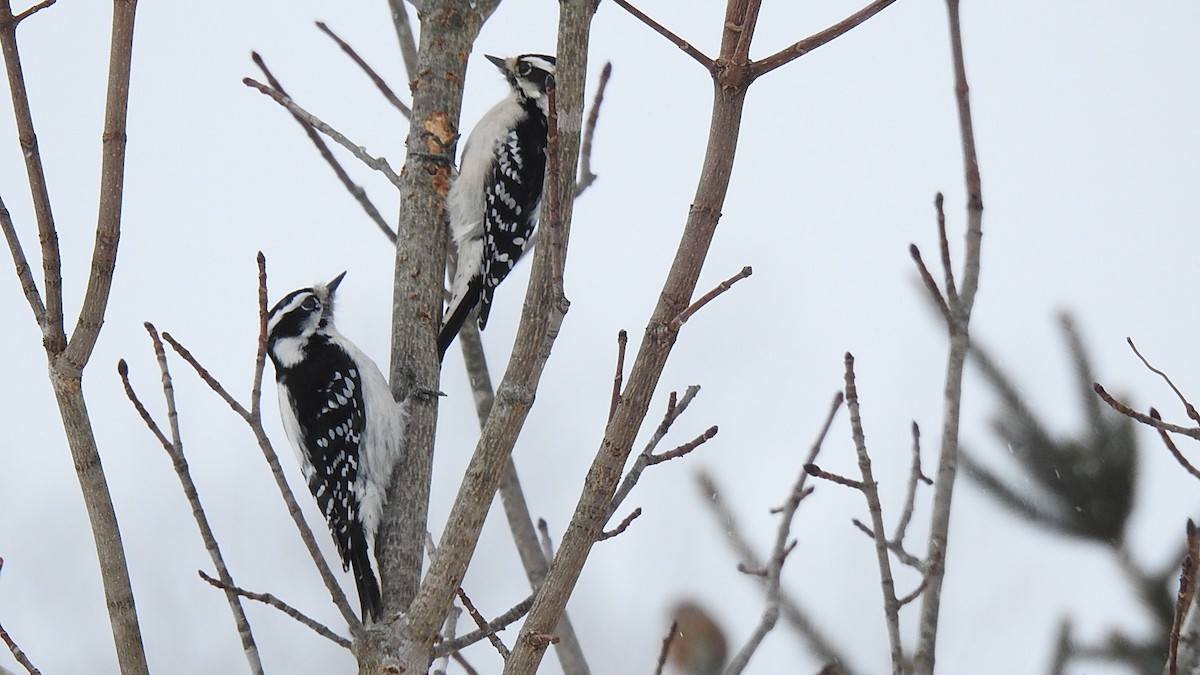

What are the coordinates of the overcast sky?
(2, 1, 1199, 673)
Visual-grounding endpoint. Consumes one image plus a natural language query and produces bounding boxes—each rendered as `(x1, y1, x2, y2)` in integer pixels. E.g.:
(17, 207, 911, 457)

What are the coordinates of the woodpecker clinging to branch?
(439, 53, 557, 358)
(267, 272, 407, 621)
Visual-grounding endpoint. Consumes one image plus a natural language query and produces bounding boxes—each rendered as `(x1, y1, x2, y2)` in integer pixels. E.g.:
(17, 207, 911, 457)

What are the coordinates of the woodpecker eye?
(516, 61, 532, 77)
(301, 296, 320, 312)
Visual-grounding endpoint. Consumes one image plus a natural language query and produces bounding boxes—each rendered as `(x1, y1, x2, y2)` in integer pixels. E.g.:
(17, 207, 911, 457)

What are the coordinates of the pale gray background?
(2, 1, 1198, 673)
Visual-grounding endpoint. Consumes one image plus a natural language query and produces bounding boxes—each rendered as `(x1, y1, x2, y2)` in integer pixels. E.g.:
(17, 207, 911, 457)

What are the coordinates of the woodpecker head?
(487, 53, 556, 108)
(266, 271, 346, 368)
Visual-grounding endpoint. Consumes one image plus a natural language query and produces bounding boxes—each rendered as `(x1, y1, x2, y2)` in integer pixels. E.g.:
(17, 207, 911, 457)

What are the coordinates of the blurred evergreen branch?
(963, 312, 1175, 673)
(964, 313, 1136, 544)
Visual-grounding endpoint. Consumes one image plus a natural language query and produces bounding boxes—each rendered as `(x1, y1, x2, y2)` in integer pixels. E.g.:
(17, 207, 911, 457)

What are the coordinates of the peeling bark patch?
(423, 111, 455, 153)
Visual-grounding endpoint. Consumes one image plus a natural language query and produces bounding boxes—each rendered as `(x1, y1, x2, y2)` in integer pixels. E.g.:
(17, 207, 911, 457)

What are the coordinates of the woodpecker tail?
(349, 541, 383, 622)
(438, 276, 483, 360)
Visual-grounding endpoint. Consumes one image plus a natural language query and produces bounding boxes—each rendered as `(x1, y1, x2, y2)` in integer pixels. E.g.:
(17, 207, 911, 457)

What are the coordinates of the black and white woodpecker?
(438, 53, 557, 358)
(266, 272, 407, 622)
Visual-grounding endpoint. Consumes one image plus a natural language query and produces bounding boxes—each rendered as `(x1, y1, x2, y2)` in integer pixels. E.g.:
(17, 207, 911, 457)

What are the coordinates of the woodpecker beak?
(485, 54, 508, 73)
(326, 271, 347, 295)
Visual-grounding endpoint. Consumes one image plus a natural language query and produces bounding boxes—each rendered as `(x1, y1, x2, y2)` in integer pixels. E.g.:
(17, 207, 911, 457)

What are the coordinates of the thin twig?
(249, 252, 269, 420)
(725, 390, 841, 674)
(435, 595, 535, 656)
(119, 327, 264, 674)
(599, 507, 642, 541)
(610, 0, 714, 70)
(609, 386, 704, 518)
(910, 244, 952, 327)
(198, 571, 351, 649)
(316, 21, 411, 118)
(249, 54, 396, 243)
(843, 353, 905, 672)
(452, 653, 481, 675)
(669, 266, 752, 331)
(913, 1, 989, 665)
(934, 193, 958, 307)
(0, 617, 39, 675)
(897, 568, 932, 607)
(0, 0, 64, 354)
(751, 0, 899, 78)
(1128, 337, 1200, 423)
(537, 518, 556, 565)
(892, 421, 932, 547)
(1151, 409, 1200, 481)
(243, 77, 403, 187)
(652, 620, 678, 675)
(650, 426, 718, 465)
(545, 75, 566, 299)
(575, 61, 611, 197)
(453, 320, 592, 673)
(385, 0, 418, 82)
(163, 333, 249, 417)
(609, 329, 628, 422)
(456, 587, 510, 658)
(697, 465, 857, 673)
(1096, 384, 1200, 440)
(0, 193, 46, 324)
(1170, 520, 1200, 675)
(12, 0, 54, 23)
(803, 464, 864, 491)
(431, 604, 461, 675)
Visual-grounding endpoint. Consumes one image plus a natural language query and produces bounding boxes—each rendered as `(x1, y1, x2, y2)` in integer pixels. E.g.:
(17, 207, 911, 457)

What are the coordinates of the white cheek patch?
(271, 335, 306, 369)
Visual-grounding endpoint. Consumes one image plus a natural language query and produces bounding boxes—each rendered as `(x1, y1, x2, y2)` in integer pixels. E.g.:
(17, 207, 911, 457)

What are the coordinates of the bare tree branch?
(841, 353, 904, 672)
(0, 1, 149, 669)
(434, 595, 534, 657)
(611, 0, 714, 70)
(575, 61, 611, 197)
(0, 0, 63, 352)
(455, 322, 592, 673)
(249, 54, 396, 243)
(456, 587, 509, 658)
(243, 77, 404, 187)
(12, 0, 54, 23)
(1169, 520, 1200, 675)
(118, 324, 264, 674)
(198, 571, 351, 649)
(652, 620, 677, 675)
(1096, 384, 1200, 440)
(892, 421, 932, 550)
(933, 193, 958, 308)
(599, 507, 642, 541)
(386, 3, 571, 670)
(910, 244, 952, 327)
(609, 386, 706, 518)
(0, 616, 39, 675)
(1127, 337, 1200, 424)
(60, 0, 137, 374)
(725, 388, 842, 674)
(697, 465, 857, 674)
(385, 0, 419, 82)
(669, 266, 752, 331)
(1150, 409, 1200, 481)
(316, 21, 411, 118)
(913, 0, 988, 668)
(0, 193, 45, 324)
(751, 0, 899, 78)
(609, 329, 628, 422)
(510, 3, 893, 667)
(375, 3, 504, 648)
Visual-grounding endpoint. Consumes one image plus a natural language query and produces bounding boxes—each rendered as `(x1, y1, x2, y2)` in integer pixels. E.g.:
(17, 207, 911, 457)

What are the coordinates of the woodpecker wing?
(478, 110, 548, 329)
(277, 338, 381, 619)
